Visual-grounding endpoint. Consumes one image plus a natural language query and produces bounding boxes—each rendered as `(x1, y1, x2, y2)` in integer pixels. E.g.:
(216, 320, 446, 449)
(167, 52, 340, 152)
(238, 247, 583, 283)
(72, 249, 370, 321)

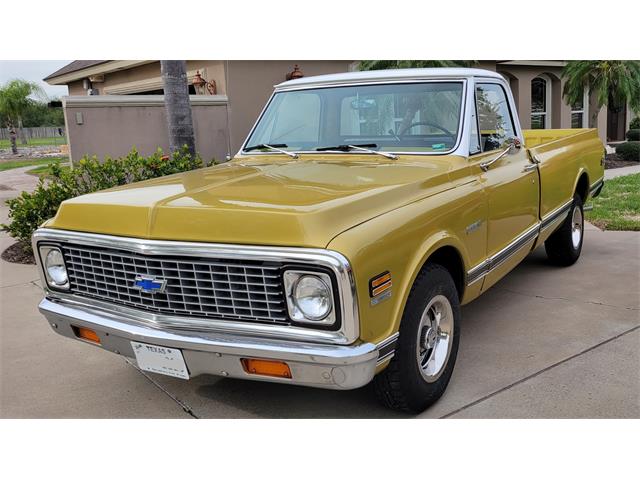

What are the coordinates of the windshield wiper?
(243, 143, 298, 158)
(315, 143, 397, 160)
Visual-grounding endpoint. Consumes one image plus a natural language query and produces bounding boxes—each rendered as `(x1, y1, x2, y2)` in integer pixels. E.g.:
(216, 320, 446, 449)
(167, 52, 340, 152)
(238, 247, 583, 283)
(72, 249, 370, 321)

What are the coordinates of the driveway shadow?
(193, 376, 412, 418)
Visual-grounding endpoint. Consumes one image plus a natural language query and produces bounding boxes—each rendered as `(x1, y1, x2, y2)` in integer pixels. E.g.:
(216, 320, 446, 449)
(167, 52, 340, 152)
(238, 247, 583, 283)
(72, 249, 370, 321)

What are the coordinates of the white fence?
(0, 126, 66, 141)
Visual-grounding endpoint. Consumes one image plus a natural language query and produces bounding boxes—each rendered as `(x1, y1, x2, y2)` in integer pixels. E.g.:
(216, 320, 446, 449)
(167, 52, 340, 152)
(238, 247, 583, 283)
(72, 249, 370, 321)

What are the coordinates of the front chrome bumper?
(39, 297, 391, 390)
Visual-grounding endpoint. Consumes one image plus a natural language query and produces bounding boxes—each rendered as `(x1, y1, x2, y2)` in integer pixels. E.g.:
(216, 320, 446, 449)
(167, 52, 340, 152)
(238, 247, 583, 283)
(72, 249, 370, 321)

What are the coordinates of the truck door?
(470, 82, 540, 292)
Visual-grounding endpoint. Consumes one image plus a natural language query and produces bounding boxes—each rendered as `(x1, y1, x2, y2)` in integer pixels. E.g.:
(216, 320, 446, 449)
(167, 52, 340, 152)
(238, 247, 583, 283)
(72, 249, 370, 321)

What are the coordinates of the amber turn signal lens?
(72, 326, 101, 344)
(241, 358, 291, 378)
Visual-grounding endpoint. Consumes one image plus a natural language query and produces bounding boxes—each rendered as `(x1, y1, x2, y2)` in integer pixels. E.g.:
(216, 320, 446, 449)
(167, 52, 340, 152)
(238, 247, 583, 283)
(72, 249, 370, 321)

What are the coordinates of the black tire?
(544, 194, 584, 266)
(374, 264, 461, 413)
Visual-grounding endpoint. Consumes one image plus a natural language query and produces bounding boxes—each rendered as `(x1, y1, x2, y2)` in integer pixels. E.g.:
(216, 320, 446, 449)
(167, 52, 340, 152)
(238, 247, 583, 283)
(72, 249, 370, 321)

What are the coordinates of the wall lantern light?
(286, 65, 304, 81)
(193, 70, 217, 95)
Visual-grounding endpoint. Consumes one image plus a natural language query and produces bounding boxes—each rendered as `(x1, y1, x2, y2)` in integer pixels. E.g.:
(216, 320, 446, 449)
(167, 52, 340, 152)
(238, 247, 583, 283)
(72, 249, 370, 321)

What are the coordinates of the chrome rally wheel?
(417, 295, 454, 383)
(571, 205, 583, 249)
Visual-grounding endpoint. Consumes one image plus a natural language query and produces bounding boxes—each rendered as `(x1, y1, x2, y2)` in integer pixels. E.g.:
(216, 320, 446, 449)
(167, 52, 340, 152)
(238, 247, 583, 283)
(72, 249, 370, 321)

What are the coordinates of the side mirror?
(506, 137, 522, 154)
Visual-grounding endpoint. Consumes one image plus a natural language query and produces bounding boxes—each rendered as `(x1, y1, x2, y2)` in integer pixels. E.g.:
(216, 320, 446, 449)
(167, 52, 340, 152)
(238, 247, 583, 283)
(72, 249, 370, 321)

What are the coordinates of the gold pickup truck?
(33, 68, 605, 413)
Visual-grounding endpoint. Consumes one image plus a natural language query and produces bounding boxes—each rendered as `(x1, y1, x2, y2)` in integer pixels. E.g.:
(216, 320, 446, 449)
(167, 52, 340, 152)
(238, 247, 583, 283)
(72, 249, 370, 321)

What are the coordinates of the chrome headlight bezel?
(38, 244, 70, 291)
(283, 270, 337, 327)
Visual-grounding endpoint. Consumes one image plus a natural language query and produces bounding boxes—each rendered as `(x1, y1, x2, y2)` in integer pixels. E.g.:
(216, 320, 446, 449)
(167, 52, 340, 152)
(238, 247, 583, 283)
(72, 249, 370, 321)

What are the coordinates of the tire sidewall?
(395, 267, 461, 411)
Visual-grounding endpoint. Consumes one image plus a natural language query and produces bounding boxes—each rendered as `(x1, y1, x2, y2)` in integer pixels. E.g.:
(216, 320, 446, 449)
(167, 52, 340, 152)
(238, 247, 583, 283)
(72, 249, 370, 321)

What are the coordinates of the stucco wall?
(60, 60, 354, 161)
(63, 95, 229, 164)
(225, 60, 355, 153)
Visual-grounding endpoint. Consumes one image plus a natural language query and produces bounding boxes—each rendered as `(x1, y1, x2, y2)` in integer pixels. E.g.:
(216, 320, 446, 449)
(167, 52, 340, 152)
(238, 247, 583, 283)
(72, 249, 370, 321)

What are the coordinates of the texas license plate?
(130, 341, 189, 379)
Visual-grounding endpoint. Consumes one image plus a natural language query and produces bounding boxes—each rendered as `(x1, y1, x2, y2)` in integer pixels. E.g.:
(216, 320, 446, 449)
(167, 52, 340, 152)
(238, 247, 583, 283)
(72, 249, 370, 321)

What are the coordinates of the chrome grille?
(62, 244, 288, 324)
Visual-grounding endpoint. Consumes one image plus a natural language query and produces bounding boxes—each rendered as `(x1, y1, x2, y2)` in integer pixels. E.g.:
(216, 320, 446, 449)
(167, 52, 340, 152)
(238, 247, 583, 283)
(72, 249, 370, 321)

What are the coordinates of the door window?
(475, 83, 516, 151)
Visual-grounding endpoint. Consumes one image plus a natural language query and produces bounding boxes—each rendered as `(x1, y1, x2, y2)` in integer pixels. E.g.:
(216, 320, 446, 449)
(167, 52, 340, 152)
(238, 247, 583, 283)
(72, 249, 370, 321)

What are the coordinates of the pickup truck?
(33, 68, 605, 413)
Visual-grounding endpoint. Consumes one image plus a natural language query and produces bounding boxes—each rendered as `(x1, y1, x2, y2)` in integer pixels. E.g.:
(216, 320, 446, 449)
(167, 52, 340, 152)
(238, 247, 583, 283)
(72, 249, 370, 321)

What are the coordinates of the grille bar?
(62, 243, 289, 324)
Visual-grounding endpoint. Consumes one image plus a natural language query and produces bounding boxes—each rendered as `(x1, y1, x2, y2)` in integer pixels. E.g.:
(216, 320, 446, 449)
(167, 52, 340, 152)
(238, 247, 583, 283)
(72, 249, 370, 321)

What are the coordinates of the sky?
(0, 60, 71, 99)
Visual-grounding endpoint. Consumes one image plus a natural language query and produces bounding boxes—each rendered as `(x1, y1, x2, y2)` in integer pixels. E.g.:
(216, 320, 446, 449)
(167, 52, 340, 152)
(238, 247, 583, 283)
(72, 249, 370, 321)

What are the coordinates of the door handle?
(523, 164, 538, 172)
(480, 147, 510, 172)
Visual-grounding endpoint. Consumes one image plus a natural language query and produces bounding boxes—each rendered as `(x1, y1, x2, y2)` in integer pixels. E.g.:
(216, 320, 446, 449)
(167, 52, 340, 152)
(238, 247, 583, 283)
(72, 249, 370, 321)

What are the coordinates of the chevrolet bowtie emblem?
(133, 275, 167, 294)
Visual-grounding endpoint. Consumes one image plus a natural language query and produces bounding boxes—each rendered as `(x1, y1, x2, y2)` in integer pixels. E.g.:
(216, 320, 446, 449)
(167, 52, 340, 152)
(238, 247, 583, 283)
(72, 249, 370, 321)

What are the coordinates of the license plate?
(130, 341, 189, 379)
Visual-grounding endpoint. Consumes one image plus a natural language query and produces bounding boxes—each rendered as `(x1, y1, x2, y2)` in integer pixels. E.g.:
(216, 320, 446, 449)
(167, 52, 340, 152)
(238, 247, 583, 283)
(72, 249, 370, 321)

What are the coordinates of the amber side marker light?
(241, 358, 292, 379)
(72, 326, 101, 344)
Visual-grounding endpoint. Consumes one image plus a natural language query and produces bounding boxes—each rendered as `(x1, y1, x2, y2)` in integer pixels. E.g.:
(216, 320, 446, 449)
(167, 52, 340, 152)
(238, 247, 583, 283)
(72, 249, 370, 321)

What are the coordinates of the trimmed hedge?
(630, 117, 640, 130)
(615, 142, 640, 162)
(2, 147, 204, 252)
(626, 129, 640, 141)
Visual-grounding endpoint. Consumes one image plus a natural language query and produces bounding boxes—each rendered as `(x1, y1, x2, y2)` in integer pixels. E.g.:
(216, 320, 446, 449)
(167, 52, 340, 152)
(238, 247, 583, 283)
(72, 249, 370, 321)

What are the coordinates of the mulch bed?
(1, 242, 35, 264)
(605, 153, 638, 169)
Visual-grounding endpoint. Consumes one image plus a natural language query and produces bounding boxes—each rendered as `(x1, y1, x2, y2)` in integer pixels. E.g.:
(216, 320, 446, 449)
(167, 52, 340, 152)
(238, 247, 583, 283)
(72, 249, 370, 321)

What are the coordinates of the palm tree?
(0, 79, 46, 154)
(562, 61, 640, 128)
(359, 60, 476, 71)
(160, 60, 196, 157)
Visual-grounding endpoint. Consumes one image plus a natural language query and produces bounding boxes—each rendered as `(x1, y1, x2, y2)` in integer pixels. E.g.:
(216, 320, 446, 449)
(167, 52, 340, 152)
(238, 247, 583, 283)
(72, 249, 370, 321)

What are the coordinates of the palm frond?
(562, 60, 640, 116)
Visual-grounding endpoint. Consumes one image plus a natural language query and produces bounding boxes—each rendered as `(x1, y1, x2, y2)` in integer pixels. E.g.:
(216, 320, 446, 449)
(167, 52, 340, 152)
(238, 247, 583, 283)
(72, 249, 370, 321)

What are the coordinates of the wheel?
(544, 194, 584, 266)
(374, 264, 460, 413)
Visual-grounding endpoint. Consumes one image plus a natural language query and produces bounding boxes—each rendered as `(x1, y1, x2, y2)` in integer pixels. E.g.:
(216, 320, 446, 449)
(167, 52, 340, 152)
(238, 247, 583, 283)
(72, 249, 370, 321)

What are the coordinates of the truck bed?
(523, 128, 604, 226)
(523, 128, 598, 149)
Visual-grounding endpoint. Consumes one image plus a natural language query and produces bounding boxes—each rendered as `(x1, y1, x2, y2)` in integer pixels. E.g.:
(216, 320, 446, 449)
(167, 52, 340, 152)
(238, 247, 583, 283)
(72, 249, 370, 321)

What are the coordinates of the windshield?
(244, 81, 465, 154)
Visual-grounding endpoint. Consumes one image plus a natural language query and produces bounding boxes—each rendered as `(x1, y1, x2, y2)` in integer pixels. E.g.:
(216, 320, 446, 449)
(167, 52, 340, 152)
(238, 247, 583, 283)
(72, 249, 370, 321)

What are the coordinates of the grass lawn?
(0, 136, 67, 148)
(586, 173, 640, 231)
(0, 157, 66, 173)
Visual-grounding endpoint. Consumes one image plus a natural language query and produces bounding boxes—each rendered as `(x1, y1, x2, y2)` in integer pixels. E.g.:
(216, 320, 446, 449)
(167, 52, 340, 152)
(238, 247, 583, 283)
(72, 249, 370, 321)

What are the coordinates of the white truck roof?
(274, 68, 504, 90)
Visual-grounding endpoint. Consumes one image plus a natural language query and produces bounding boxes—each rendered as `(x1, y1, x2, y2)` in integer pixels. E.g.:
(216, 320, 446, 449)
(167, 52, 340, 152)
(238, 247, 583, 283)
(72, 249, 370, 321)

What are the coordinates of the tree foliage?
(562, 61, 640, 127)
(0, 79, 50, 152)
(359, 60, 476, 71)
(0, 79, 47, 126)
(0, 99, 64, 127)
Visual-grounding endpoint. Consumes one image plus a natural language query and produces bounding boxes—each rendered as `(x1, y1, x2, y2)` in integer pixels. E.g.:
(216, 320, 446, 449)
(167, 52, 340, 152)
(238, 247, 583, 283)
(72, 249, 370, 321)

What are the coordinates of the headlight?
(283, 271, 336, 326)
(39, 246, 69, 289)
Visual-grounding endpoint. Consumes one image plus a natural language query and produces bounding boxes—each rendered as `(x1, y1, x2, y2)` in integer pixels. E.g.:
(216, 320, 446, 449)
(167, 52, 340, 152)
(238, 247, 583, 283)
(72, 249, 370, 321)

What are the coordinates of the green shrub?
(630, 117, 640, 130)
(626, 129, 640, 141)
(2, 146, 204, 252)
(616, 141, 640, 162)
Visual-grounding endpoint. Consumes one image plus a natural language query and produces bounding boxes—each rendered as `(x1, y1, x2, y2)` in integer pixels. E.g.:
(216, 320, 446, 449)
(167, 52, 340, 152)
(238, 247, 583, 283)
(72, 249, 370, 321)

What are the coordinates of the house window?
(531, 76, 551, 129)
(571, 90, 589, 128)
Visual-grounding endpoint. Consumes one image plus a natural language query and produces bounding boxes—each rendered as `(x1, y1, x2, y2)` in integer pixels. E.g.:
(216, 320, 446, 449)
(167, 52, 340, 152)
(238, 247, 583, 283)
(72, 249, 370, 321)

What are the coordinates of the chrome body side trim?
(375, 332, 400, 366)
(540, 200, 573, 233)
(590, 177, 604, 197)
(466, 223, 540, 286)
(466, 260, 490, 286)
(32, 228, 360, 345)
(38, 297, 378, 390)
(490, 223, 539, 270)
(466, 199, 575, 287)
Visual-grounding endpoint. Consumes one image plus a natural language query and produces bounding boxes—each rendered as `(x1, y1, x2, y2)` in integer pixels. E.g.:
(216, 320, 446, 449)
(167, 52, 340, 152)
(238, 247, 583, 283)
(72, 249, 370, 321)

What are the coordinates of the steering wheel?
(396, 121, 454, 138)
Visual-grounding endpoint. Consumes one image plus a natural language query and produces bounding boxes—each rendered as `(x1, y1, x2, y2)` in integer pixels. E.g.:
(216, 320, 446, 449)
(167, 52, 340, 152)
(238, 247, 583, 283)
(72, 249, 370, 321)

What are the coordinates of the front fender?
(327, 186, 485, 346)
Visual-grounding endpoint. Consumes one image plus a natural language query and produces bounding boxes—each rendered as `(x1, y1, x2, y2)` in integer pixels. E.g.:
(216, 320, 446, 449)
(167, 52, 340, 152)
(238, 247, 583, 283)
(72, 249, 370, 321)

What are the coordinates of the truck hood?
(47, 154, 467, 248)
